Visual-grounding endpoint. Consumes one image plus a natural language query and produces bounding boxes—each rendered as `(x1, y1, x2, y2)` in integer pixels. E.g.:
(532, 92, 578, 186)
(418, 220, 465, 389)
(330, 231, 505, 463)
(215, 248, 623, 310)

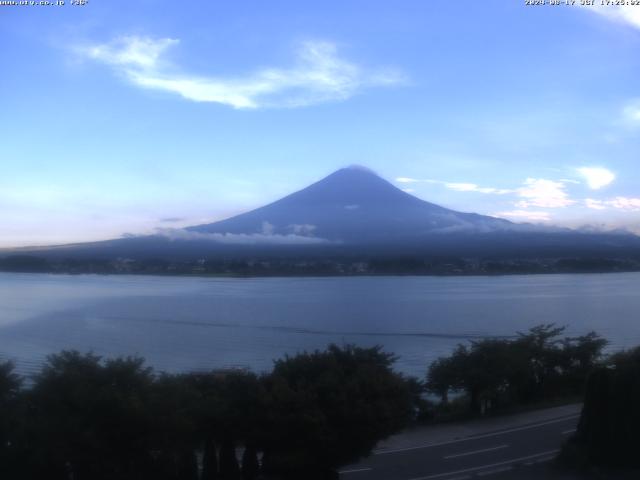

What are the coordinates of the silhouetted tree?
(426, 356, 456, 404)
(187, 370, 266, 480)
(147, 373, 200, 480)
(0, 361, 22, 477)
(426, 325, 607, 415)
(559, 332, 608, 393)
(564, 346, 640, 468)
(26, 351, 156, 480)
(511, 324, 567, 401)
(261, 344, 414, 479)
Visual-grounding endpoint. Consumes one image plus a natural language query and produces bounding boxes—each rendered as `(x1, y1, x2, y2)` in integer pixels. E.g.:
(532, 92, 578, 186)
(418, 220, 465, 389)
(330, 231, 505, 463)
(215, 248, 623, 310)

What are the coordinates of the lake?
(1, 272, 639, 378)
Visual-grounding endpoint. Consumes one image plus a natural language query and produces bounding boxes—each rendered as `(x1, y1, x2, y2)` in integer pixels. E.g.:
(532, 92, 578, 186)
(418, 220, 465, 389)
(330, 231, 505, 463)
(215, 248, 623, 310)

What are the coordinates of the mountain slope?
(189, 166, 515, 242)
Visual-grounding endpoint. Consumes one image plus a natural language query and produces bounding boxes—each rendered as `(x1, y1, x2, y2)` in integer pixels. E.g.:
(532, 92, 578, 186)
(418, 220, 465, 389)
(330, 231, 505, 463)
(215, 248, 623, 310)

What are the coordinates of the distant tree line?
(1, 254, 639, 277)
(0, 345, 415, 480)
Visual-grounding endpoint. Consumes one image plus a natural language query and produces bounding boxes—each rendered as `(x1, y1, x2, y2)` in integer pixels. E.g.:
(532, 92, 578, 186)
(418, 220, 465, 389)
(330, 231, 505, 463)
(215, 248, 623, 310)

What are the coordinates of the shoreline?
(1, 268, 639, 279)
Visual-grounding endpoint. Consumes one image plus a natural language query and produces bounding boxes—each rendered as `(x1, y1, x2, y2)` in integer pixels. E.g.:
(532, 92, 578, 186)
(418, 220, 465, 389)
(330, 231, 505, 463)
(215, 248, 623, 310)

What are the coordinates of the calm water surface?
(1, 272, 638, 378)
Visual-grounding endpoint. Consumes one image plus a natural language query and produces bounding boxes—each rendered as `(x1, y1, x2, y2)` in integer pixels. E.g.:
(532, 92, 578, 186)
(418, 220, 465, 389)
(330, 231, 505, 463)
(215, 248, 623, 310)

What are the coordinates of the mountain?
(4, 166, 640, 262)
(187, 165, 516, 243)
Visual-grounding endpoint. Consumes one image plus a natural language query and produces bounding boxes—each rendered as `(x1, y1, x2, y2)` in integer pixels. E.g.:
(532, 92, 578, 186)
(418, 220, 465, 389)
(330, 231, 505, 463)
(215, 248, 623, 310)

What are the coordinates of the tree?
(462, 339, 517, 414)
(427, 340, 519, 414)
(261, 344, 414, 479)
(559, 332, 608, 393)
(564, 346, 640, 468)
(0, 361, 22, 477)
(187, 370, 266, 480)
(512, 324, 567, 401)
(426, 325, 608, 415)
(146, 373, 200, 480)
(426, 356, 457, 404)
(26, 351, 156, 480)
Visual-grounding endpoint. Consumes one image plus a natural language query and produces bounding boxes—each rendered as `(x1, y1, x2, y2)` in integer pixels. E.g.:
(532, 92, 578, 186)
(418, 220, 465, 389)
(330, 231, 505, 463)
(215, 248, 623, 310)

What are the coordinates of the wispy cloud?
(80, 36, 405, 109)
(585, 198, 607, 210)
(288, 223, 317, 235)
(585, 197, 640, 211)
(156, 227, 331, 245)
(85, 36, 178, 69)
(396, 175, 574, 208)
(397, 171, 640, 221)
(622, 99, 640, 126)
(493, 210, 551, 222)
(577, 167, 615, 190)
(395, 177, 512, 194)
(581, 4, 640, 30)
(606, 197, 640, 211)
(444, 182, 512, 194)
(515, 178, 574, 209)
(395, 177, 420, 184)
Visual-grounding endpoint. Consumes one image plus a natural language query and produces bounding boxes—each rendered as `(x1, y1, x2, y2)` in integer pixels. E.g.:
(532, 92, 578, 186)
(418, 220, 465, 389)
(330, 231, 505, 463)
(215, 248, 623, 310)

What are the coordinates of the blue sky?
(1, 0, 640, 247)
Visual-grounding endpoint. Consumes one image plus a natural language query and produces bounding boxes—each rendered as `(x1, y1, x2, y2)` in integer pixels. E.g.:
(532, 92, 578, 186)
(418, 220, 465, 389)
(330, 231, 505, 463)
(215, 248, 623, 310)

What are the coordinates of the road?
(339, 404, 581, 480)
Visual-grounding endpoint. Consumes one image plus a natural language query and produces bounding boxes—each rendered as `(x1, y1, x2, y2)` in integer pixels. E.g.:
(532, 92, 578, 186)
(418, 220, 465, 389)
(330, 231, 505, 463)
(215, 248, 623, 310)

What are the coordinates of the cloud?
(154, 220, 327, 245)
(585, 198, 606, 210)
(288, 223, 317, 235)
(397, 170, 639, 222)
(396, 177, 511, 194)
(261, 221, 275, 235)
(582, 4, 640, 30)
(622, 99, 640, 126)
(493, 210, 551, 222)
(607, 197, 640, 211)
(85, 36, 178, 69)
(80, 36, 405, 109)
(444, 182, 512, 195)
(584, 197, 640, 211)
(395, 177, 420, 184)
(156, 228, 331, 245)
(577, 167, 615, 189)
(515, 178, 575, 209)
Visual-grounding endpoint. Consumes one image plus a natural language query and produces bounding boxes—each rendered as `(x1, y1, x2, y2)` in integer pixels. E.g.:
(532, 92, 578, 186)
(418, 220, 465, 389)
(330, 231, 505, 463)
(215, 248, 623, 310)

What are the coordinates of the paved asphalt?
(339, 408, 580, 480)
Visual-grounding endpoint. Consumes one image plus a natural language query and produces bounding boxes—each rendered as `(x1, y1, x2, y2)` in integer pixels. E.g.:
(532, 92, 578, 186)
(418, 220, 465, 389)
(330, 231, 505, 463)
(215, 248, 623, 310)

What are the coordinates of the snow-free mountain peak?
(189, 167, 514, 242)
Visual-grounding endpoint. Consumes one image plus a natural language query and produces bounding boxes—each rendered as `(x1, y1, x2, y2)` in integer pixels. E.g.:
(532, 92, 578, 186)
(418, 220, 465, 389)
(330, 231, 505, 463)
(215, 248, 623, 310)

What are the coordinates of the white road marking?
(339, 467, 373, 474)
(375, 415, 579, 455)
(561, 429, 576, 435)
(443, 444, 508, 460)
(477, 466, 513, 476)
(406, 449, 560, 480)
